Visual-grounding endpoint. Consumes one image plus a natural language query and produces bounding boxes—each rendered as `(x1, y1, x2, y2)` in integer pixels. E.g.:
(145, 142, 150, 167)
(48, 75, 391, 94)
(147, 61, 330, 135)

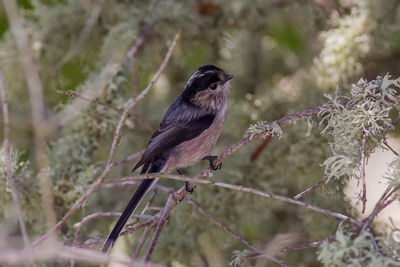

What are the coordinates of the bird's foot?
(202, 156, 222, 170)
(185, 182, 195, 194)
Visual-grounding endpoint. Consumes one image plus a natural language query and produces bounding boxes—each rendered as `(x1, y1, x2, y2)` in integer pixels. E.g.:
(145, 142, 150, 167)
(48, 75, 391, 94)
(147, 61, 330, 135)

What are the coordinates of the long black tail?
(102, 178, 155, 253)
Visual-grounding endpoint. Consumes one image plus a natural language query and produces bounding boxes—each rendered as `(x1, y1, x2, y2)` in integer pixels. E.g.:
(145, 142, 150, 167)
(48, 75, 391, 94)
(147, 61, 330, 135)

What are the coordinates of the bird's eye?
(210, 83, 217, 90)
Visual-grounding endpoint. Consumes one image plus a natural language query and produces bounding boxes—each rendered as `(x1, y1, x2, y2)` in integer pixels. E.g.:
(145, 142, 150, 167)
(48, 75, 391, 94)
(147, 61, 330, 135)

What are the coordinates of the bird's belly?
(162, 106, 227, 172)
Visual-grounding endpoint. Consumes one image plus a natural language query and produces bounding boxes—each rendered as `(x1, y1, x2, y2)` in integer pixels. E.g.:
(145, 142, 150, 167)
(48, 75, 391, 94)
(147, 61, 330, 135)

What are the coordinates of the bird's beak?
(223, 74, 233, 82)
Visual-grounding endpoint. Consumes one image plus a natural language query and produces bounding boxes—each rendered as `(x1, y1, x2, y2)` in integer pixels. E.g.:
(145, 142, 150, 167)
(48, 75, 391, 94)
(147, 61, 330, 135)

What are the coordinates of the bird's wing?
(132, 113, 215, 172)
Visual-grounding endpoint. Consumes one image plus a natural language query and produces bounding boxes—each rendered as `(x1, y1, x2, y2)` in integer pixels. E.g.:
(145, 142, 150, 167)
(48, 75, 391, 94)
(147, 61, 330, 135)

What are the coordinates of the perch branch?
(110, 174, 362, 226)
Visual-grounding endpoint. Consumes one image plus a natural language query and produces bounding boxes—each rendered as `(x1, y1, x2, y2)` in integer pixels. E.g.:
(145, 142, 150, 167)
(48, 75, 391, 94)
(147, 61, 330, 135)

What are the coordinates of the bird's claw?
(185, 181, 195, 194)
(202, 156, 222, 171)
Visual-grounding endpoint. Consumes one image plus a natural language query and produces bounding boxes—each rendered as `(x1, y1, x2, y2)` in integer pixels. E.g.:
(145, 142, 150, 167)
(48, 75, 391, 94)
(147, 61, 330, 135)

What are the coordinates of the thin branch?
(360, 130, 367, 213)
(3, 0, 57, 232)
(99, 180, 174, 194)
(293, 177, 328, 200)
(361, 184, 400, 232)
(127, 24, 155, 60)
(186, 198, 262, 253)
(73, 212, 151, 246)
(31, 163, 113, 248)
(56, 90, 123, 113)
(382, 138, 400, 157)
(121, 214, 160, 237)
(0, 245, 161, 266)
(56, 90, 153, 132)
(0, 65, 31, 247)
(244, 238, 331, 264)
(144, 195, 176, 261)
(132, 227, 151, 260)
(250, 134, 272, 162)
(30, 30, 180, 248)
(110, 174, 362, 226)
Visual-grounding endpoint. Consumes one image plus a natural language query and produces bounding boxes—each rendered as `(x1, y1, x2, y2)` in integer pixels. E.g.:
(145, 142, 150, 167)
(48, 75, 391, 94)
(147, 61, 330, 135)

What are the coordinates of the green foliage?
(229, 249, 251, 266)
(318, 227, 400, 266)
(247, 121, 283, 140)
(320, 75, 399, 180)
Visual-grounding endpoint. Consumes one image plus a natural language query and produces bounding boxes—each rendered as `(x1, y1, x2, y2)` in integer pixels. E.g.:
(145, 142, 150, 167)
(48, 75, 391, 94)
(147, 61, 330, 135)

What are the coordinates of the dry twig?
(293, 178, 328, 200)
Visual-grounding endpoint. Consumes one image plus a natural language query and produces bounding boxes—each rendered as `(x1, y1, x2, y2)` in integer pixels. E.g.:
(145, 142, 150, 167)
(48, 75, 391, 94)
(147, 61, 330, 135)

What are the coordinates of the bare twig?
(360, 131, 367, 213)
(0, 66, 31, 247)
(186, 198, 262, 253)
(127, 24, 155, 60)
(144, 195, 176, 261)
(56, 90, 154, 132)
(73, 212, 151, 246)
(361, 184, 400, 232)
(110, 173, 362, 226)
(56, 90, 123, 113)
(293, 178, 328, 200)
(99, 180, 174, 194)
(30, 30, 180, 248)
(250, 134, 272, 162)
(382, 138, 400, 157)
(3, 0, 57, 231)
(132, 227, 151, 260)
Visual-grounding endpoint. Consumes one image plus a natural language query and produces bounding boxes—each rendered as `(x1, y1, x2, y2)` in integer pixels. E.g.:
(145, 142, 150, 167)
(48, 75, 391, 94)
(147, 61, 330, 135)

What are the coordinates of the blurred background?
(1, 0, 400, 266)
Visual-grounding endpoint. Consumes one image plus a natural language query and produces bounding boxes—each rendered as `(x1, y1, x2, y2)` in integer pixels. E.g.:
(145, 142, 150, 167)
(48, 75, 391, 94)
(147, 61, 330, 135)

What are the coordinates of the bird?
(102, 64, 233, 253)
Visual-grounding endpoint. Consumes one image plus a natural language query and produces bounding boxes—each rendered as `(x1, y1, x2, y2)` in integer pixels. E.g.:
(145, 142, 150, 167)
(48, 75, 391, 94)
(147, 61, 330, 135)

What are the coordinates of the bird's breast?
(162, 104, 228, 172)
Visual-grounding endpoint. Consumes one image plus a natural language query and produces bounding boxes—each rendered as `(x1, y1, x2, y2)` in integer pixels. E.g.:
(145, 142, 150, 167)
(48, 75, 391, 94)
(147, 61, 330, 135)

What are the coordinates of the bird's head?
(182, 65, 233, 111)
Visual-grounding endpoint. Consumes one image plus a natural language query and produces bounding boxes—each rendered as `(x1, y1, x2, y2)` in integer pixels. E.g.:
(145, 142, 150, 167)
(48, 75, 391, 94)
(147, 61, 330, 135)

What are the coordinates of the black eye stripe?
(194, 73, 219, 89)
(182, 70, 222, 102)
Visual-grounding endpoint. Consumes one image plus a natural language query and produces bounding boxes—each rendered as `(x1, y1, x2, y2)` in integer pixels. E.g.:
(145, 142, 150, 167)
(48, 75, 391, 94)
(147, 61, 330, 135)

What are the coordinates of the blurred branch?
(58, 0, 106, 69)
(30, 30, 180, 248)
(186, 198, 262, 253)
(56, 90, 154, 132)
(314, 0, 337, 14)
(132, 226, 151, 260)
(3, 0, 57, 231)
(47, 23, 156, 137)
(56, 90, 123, 113)
(0, 66, 31, 248)
(127, 24, 155, 60)
(0, 245, 161, 266)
